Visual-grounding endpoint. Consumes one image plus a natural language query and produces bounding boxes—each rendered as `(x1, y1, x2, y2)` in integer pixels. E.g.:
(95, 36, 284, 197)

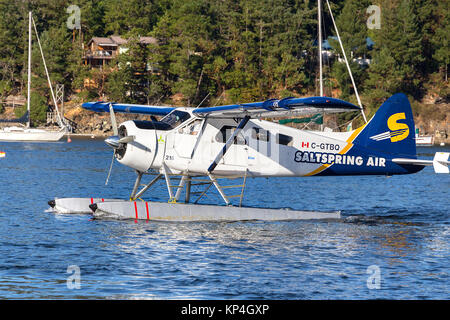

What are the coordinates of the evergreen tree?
(330, 0, 370, 101)
(151, 0, 218, 106)
(431, 1, 449, 82)
(0, 0, 447, 115)
(0, 0, 26, 99)
(364, 0, 424, 107)
(103, 0, 163, 36)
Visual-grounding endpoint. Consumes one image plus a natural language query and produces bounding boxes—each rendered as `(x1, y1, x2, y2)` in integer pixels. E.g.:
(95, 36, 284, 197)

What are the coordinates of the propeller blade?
(118, 135, 135, 144)
(104, 135, 135, 149)
(109, 103, 118, 136)
(105, 136, 120, 148)
(105, 150, 116, 185)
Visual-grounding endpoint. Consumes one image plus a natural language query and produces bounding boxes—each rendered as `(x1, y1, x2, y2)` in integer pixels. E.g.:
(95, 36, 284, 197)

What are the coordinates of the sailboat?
(0, 12, 67, 142)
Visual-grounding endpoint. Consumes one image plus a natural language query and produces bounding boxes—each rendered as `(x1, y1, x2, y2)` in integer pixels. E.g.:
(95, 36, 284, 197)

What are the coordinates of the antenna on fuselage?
(194, 92, 211, 110)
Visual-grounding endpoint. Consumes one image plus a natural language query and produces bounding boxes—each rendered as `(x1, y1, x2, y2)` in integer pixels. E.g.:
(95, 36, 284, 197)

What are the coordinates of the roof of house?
(109, 35, 128, 45)
(88, 35, 157, 47)
(90, 37, 118, 46)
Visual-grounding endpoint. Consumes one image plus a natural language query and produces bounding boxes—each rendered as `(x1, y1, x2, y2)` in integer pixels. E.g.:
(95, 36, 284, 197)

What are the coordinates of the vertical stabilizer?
(353, 93, 416, 158)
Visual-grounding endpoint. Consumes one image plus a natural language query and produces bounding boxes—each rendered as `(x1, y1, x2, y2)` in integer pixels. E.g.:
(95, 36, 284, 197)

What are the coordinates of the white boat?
(0, 12, 68, 142)
(0, 126, 65, 142)
(415, 135, 434, 146)
(415, 128, 434, 146)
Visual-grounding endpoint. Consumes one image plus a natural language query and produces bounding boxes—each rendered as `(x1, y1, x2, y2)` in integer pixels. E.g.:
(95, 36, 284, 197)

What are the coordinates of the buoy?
(67, 136, 72, 143)
(0, 151, 5, 158)
(440, 142, 445, 147)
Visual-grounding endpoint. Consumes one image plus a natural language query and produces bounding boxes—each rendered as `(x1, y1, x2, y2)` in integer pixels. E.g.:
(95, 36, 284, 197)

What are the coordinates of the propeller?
(104, 103, 135, 185)
(105, 104, 118, 185)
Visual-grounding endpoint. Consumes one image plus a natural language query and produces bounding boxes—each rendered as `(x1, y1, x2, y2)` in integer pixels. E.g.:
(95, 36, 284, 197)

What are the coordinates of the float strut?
(130, 171, 143, 200)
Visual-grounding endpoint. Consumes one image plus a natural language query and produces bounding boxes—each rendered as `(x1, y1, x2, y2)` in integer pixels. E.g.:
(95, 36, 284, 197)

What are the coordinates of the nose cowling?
(104, 125, 134, 160)
(107, 121, 156, 172)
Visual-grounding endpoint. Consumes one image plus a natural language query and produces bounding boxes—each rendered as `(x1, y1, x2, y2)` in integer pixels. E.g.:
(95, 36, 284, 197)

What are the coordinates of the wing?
(193, 96, 361, 119)
(82, 102, 175, 116)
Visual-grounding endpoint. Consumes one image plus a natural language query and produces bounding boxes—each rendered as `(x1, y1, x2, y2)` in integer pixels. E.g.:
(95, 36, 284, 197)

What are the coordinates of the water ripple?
(0, 141, 448, 299)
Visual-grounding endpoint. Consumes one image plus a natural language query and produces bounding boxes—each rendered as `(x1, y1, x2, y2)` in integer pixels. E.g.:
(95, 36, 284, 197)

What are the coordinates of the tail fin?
(353, 93, 416, 157)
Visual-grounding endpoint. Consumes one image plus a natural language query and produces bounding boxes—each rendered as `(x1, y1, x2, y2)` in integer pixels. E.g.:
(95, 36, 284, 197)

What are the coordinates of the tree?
(0, 0, 26, 98)
(431, 1, 449, 82)
(106, 39, 154, 103)
(330, 0, 370, 101)
(14, 91, 47, 125)
(28, 24, 72, 114)
(364, 0, 424, 107)
(103, 0, 163, 36)
(151, 0, 218, 106)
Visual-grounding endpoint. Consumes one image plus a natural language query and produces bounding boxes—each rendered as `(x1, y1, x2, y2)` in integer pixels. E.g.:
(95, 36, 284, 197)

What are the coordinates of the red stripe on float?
(101, 198, 104, 202)
(145, 202, 149, 220)
(90, 198, 93, 204)
(134, 201, 138, 219)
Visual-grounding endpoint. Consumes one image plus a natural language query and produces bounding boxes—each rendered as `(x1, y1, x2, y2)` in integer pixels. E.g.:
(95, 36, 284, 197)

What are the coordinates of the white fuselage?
(116, 108, 355, 177)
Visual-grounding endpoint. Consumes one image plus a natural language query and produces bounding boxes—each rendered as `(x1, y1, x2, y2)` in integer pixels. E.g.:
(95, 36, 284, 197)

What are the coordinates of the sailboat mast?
(26, 11, 32, 129)
(318, 0, 323, 97)
(324, 0, 367, 123)
(31, 16, 64, 129)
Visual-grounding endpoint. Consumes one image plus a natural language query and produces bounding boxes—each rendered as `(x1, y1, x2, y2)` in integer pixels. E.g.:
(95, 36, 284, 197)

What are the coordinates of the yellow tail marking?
(387, 113, 409, 142)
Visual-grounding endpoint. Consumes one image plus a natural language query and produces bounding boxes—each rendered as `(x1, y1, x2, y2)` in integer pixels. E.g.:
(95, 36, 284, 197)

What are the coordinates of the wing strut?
(207, 115, 251, 173)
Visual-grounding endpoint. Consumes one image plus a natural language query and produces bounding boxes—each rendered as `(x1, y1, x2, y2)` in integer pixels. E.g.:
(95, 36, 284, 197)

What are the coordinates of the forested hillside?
(0, 0, 448, 131)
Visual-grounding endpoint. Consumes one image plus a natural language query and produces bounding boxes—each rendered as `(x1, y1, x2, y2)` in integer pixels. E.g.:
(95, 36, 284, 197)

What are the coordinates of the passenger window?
(215, 125, 247, 145)
(276, 133, 293, 146)
(251, 128, 270, 142)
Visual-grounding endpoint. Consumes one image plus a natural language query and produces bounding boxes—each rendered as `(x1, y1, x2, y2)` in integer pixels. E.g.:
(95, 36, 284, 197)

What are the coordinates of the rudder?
(353, 93, 416, 158)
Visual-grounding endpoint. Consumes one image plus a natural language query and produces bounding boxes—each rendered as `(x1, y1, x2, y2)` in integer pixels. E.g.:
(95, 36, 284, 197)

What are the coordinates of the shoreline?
(64, 133, 107, 140)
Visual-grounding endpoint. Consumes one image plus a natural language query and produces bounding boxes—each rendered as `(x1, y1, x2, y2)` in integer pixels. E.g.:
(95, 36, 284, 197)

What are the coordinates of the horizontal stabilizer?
(392, 152, 450, 174)
(433, 152, 450, 174)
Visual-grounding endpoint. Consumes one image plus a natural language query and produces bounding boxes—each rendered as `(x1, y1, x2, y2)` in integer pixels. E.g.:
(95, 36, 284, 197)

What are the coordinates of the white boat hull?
(415, 135, 434, 146)
(0, 127, 65, 142)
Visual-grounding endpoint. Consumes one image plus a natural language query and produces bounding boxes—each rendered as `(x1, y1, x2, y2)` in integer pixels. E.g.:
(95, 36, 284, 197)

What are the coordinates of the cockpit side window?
(178, 119, 203, 135)
(160, 110, 191, 129)
(133, 110, 191, 131)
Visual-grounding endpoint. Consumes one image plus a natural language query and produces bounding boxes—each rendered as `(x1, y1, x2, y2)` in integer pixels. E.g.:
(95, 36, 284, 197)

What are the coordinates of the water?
(0, 138, 448, 299)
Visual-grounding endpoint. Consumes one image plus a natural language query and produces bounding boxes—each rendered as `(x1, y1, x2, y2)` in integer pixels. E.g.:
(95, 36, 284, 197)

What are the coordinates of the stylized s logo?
(387, 113, 409, 142)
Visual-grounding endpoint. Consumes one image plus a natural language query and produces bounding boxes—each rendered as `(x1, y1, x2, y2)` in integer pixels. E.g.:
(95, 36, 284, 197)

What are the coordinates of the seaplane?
(48, 0, 448, 221)
(47, 93, 449, 221)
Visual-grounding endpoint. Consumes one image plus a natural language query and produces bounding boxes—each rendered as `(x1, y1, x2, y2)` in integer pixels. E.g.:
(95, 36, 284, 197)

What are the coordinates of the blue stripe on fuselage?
(311, 144, 424, 176)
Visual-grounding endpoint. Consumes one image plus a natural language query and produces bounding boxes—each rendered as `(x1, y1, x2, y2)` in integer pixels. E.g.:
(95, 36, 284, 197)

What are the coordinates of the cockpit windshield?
(159, 110, 191, 129)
